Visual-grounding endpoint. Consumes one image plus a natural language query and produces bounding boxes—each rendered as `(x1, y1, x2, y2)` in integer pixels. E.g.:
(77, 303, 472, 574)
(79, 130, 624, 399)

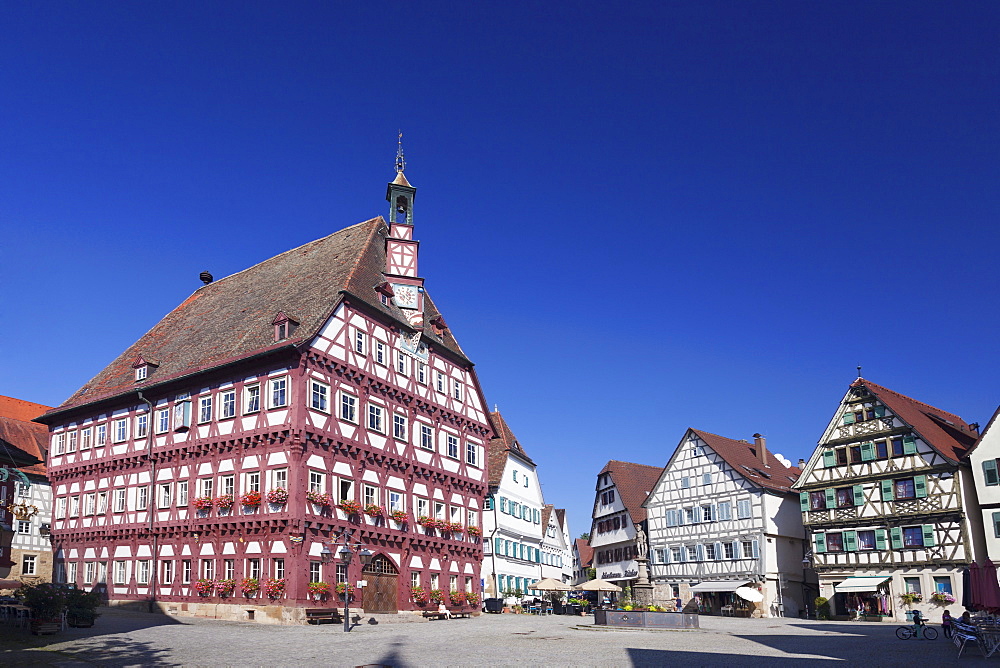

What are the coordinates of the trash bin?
(484, 598, 503, 613)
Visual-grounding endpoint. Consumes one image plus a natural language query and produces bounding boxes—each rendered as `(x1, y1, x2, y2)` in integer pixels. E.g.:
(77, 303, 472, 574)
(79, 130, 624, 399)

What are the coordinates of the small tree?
(578, 532, 591, 541)
(815, 596, 831, 620)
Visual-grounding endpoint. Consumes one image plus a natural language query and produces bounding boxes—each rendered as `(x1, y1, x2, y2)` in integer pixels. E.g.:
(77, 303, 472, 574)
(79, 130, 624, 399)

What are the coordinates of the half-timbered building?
(793, 378, 982, 621)
(539, 505, 573, 585)
(589, 460, 663, 594)
(482, 412, 546, 600)
(965, 405, 1000, 563)
(644, 429, 806, 617)
(36, 161, 494, 623)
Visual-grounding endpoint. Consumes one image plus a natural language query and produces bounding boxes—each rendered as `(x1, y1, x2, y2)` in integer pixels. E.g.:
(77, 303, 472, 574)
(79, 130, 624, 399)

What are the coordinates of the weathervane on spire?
(395, 130, 406, 174)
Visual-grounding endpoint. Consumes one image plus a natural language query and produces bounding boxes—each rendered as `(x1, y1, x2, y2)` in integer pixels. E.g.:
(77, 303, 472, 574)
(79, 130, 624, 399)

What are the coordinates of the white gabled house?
(539, 505, 572, 584)
(644, 429, 806, 617)
(793, 378, 982, 621)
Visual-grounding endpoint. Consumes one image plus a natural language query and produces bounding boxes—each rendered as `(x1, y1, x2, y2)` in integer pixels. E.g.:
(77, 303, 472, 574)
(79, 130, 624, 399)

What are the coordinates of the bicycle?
(896, 624, 938, 640)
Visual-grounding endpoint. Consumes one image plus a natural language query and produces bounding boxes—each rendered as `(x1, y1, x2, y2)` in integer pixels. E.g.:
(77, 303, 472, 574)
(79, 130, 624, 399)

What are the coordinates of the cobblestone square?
(0, 609, 991, 667)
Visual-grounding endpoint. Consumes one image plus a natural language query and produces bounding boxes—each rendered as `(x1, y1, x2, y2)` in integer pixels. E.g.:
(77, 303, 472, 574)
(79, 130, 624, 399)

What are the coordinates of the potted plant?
(263, 577, 285, 599)
(19, 582, 69, 634)
(240, 490, 262, 508)
(466, 525, 482, 538)
(335, 582, 355, 600)
(338, 499, 362, 516)
(363, 504, 384, 518)
(308, 581, 331, 600)
(449, 590, 466, 607)
(215, 494, 235, 512)
(306, 490, 333, 507)
(899, 591, 923, 606)
(240, 577, 260, 597)
(195, 578, 216, 596)
(410, 585, 429, 605)
(389, 509, 408, 524)
(193, 496, 215, 512)
(429, 588, 445, 604)
(266, 488, 288, 505)
(66, 588, 102, 628)
(929, 591, 956, 605)
(448, 522, 464, 535)
(216, 578, 236, 598)
(466, 592, 481, 607)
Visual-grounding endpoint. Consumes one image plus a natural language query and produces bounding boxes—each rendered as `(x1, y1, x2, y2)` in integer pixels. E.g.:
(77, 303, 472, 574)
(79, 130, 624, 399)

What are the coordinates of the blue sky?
(3, 2, 998, 536)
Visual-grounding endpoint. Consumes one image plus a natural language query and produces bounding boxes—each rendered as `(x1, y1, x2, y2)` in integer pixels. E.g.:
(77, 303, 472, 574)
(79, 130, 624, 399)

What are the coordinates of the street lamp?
(325, 529, 372, 632)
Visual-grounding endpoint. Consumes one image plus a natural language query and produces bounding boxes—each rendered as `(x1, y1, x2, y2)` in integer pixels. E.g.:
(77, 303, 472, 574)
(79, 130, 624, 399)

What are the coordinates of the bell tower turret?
(383, 133, 424, 324)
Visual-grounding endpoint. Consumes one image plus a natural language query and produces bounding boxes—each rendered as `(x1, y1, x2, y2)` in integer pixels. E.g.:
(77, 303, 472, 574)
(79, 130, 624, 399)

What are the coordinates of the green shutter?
(890, 526, 903, 549)
(922, 524, 936, 547)
(992, 512, 1000, 538)
(495, 537, 502, 553)
(825, 489, 836, 508)
(853, 485, 865, 506)
(875, 529, 887, 550)
(914, 475, 927, 498)
(860, 442, 875, 462)
(814, 533, 826, 553)
(984, 460, 1000, 486)
(500, 497, 508, 513)
(903, 435, 917, 454)
(881, 479, 894, 501)
(800, 492, 810, 512)
(823, 450, 836, 467)
(844, 530, 858, 552)
(843, 413, 856, 425)
(874, 405, 886, 418)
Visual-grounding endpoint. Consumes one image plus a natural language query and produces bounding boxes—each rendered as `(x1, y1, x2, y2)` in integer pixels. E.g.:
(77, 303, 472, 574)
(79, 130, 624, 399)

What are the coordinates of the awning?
(834, 576, 891, 593)
(689, 580, 749, 593)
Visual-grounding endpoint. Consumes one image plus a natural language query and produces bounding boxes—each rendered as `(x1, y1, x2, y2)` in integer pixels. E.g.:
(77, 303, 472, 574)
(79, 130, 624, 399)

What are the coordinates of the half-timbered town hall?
(37, 157, 493, 622)
(793, 378, 982, 622)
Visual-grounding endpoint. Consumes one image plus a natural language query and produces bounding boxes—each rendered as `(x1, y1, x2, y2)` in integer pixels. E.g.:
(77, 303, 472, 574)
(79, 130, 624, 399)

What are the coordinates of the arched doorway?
(362, 554, 399, 613)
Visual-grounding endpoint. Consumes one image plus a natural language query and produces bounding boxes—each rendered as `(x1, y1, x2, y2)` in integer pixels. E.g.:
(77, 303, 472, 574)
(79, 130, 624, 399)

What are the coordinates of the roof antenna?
(857, 364, 862, 378)
(395, 130, 406, 174)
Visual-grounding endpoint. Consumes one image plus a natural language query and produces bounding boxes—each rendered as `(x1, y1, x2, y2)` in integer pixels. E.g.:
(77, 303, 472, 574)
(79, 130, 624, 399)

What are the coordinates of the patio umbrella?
(962, 567, 973, 610)
(970, 562, 984, 610)
(981, 561, 1000, 611)
(735, 587, 764, 603)
(529, 578, 572, 591)
(578, 578, 622, 593)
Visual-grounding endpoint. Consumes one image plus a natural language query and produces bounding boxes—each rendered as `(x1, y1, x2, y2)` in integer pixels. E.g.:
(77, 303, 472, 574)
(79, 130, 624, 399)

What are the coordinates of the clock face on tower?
(392, 284, 419, 309)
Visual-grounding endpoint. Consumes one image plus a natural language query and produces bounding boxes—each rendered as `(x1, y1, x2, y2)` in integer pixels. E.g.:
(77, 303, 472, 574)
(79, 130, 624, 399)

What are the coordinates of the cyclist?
(911, 610, 927, 638)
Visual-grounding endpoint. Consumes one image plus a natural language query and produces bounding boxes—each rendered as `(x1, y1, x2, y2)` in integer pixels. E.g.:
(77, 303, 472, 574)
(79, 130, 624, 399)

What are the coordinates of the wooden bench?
(422, 610, 471, 620)
(305, 608, 344, 624)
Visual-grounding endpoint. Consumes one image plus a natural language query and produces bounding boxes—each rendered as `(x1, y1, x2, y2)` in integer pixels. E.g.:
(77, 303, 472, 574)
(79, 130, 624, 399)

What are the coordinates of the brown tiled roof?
(689, 429, 801, 494)
(554, 508, 566, 531)
(598, 460, 663, 525)
(0, 396, 50, 423)
(45, 215, 469, 418)
(0, 396, 49, 475)
(541, 504, 554, 529)
(850, 378, 977, 463)
(574, 538, 593, 567)
(487, 411, 534, 488)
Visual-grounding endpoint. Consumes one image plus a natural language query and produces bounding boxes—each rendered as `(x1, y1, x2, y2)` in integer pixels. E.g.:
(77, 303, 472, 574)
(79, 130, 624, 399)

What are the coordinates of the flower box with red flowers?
(193, 496, 214, 511)
(216, 578, 236, 597)
(417, 516, 441, 530)
(308, 581, 331, 598)
(265, 488, 289, 505)
(194, 578, 215, 596)
(429, 589, 445, 604)
(338, 499, 362, 515)
(306, 490, 333, 506)
(241, 491, 262, 507)
(335, 582, 355, 599)
(388, 509, 408, 523)
(410, 585, 429, 605)
(240, 577, 260, 596)
(215, 494, 235, 510)
(466, 525, 482, 537)
(263, 577, 285, 599)
(447, 522, 465, 534)
(466, 592, 481, 606)
(363, 504, 384, 518)
(449, 590, 466, 607)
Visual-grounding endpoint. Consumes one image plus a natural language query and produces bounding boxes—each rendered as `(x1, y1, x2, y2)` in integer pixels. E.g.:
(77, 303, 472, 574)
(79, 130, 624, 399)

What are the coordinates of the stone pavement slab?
(0, 608, 991, 667)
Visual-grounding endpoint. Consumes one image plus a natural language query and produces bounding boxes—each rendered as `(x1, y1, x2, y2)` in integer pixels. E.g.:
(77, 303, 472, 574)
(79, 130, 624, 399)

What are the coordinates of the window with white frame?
(337, 477, 354, 502)
(723, 542, 736, 559)
(248, 558, 261, 580)
(737, 498, 752, 519)
(336, 563, 347, 583)
(136, 365, 147, 381)
(198, 395, 213, 423)
(16, 520, 30, 534)
(310, 380, 329, 412)
(245, 384, 261, 413)
(135, 413, 148, 438)
(466, 442, 478, 466)
(161, 560, 173, 585)
(202, 559, 215, 579)
(182, 560, 192, 583)
(56, 497, 67, 519)
(389, 491, 403, 513)
(159, 483, 172, 508)
(396, 351, 407, 375)
(155, 409, 170, 434)
(354, 330, 366, 355)
(68, 430, 78, 452)
(85, 561, 96, 584)
(705, 543, 717, 560)
(417, 362, 427, 385)
(431, 573, 439, 590)
(434, 501, 445, 520)
(200, 478, 214, 498)
(136, 486, 149, 510)
(97, 491, 108, 513)
(69, 495, 80, 516)
(273, 558, 285, 579)
(220, 474, 235, 496)
(363, 484, 378, 507)
(246, 472, 260, 493)
(269, 377, 288, 408)
(114, 561, 128, 584)
(97, 562, 108, 583)
(435, 371, 445, 393)
(686, 545, 698, 561)
(54, 432, 65, 455)
(452, 380, 463, 402)
(224, 559, 235, 580)
(450, 506, 461, 523)
(393, 413, 407, 440)
(96, 424, 107, 446)
(112, 418, 128, 443)
(309, 471, 324, 493)
(309, 561, 321, 582)
(340, 392, 358, 423)
(272, 468, 288, 490)
(81, 427, 93, 450)
(177, 481, 189, 506)
(419, 424, 433, 450)
(446, 434, 459, 459)
(137, 560, 151, 584)
(83, 493, 96, 515)
(416, 497, 429, 518)
(466, 508, 477, 527)
(374, 340, 387, 365)
(368, 403, 385, 433)
(411, 571, 420, 589)
(219, 390, 236, 419)
(741, 540, 754, 558)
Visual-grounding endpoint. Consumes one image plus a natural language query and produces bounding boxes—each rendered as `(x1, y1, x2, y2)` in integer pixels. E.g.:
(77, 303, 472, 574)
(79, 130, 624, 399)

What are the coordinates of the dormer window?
(131, 355, 158, 382)
(135, 366, 147, 382)
(272, 312, 299, 342)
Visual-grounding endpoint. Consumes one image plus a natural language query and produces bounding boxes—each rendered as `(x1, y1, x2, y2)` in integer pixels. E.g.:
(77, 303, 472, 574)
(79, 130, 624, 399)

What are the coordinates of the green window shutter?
(853, 485, 865, 506)
(914, 475, 927, 498)
(844, 530, 858, 552)
(860, 442, 875, 462)
(922, 524, 936, 547)
(824, 489, 836, 507)
(890, 526, 903, 549)
(984, 460, 1000, 486)
(881, 479, 894, 501)
(500, 497, 508, 513)
(903, 435, 917, 455)
(823, 450, 836, 468)
(800, 492, 810, 512)
(875, 529, 887, 550)
(843, 413, 855, 425)
(993, 512, 1000, 538)
(814, 533, 826, 553)
(494, 537, 503, 553)
(874, 405, 886, 418)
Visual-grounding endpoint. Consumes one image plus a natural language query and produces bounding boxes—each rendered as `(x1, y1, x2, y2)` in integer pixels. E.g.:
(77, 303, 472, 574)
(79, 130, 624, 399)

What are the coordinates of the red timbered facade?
(37, 163, 493, 622)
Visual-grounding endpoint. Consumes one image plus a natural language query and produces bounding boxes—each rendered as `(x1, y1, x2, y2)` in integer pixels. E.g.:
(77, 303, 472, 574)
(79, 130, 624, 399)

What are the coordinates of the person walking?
(942, 610, 954, 638)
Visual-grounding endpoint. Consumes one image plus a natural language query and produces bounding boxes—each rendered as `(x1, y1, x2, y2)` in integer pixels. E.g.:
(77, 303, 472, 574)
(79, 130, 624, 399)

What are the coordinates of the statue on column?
(634, 525, 648, 559)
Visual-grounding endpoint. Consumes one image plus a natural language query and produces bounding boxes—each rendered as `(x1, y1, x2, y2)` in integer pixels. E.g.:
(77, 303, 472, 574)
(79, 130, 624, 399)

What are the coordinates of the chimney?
(798, 458, 806, 468)
(753, 433, 768, 467)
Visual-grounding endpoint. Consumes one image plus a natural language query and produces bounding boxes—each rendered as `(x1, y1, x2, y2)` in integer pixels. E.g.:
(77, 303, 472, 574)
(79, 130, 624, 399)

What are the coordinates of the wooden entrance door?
(362, 555, 398, 614)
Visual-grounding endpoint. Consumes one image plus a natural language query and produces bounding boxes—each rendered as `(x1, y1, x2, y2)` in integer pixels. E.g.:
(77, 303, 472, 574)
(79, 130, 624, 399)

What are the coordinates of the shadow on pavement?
(627, 648, 842, 666)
